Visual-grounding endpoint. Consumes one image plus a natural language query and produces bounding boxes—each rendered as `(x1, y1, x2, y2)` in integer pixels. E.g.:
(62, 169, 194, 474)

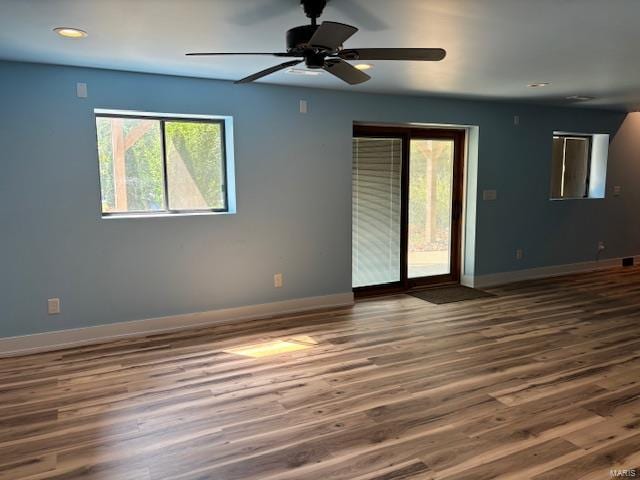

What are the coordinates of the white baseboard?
(0, 292, 354, 357)
(473, 256, 638, 289)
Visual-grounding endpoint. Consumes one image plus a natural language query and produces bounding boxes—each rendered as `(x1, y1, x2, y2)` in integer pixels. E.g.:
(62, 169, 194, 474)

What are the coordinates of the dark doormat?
(409, 285, 495, 304)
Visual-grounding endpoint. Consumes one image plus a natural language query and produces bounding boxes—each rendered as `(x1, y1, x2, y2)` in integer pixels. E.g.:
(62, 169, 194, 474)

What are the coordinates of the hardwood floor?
(2, 267, 640, 479)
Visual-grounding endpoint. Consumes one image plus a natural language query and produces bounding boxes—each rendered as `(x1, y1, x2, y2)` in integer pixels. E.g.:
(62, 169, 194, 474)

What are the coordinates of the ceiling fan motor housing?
(286, 25, 320, 52)
(305, 51, 326, 69)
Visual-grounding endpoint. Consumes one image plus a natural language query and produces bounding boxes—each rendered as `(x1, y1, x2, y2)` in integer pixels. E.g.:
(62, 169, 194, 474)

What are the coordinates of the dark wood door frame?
(353, 125, 466, 298)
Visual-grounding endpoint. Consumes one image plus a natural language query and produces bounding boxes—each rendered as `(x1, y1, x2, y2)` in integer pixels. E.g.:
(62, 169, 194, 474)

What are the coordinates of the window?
(549, 132, 609, 200)
(95, 112, 230, 216)
(550, 134, 592, 199)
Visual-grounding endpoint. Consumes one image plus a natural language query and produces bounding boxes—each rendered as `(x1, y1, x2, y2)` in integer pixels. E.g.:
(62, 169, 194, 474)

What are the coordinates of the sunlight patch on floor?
(223, 336, 317, 358)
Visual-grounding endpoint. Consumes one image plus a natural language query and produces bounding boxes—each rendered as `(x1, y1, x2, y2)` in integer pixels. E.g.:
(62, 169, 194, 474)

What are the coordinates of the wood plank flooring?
(2, 267, 640, 479)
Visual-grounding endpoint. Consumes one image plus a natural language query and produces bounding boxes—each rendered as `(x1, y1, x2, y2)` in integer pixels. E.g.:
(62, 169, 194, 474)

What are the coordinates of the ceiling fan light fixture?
(53, 27, 88, 38)
(286, 68, 322, 76)
(527, 82, 550, 88)
(354, 63, 372, 70)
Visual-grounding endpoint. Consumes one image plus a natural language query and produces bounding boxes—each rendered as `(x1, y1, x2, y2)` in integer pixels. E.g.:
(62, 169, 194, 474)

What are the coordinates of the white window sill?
(549, 197, 605, 201)
(101, 210, 236, 219)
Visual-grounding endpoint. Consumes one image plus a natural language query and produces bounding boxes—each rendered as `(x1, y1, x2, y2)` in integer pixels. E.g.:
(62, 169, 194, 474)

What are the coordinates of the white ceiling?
(2, 0, 639, 110)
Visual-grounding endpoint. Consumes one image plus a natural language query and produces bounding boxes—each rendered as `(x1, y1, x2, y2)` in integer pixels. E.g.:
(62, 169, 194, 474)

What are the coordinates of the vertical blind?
(352, 137, 402, 288)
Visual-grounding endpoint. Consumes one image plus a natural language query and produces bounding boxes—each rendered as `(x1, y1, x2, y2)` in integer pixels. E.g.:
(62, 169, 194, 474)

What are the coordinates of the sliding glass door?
(408, 139, 455, 279)
(352, 126, 464, 293)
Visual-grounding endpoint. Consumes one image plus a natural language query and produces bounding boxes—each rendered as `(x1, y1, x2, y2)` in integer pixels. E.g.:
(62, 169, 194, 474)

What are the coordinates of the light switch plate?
(48, 298, 61, 315)
(76, 82, 88, 98)
(483, 189, 497, 201)
(299, 100, 308, 114)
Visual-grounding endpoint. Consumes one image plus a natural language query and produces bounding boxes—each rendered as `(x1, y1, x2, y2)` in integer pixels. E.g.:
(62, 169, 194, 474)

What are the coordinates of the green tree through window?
(96, 115, 227, 215)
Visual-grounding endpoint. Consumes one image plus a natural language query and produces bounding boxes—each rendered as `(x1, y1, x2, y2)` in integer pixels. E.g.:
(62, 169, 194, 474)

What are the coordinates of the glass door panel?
(408, 139, 454, 279)
(352, 137, 402, 288)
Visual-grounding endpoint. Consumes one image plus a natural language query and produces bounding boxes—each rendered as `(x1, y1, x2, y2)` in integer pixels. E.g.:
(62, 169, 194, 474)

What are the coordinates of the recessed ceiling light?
(566, 95, 595, 102)
(354, 63, 373, 71)
(286, 68, 321, 76)
(528, 82, 550, 88)
(53, 27, 88, 39)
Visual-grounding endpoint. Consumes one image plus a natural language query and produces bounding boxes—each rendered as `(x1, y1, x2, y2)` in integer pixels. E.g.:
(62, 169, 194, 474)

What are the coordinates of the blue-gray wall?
(0, 60, 635, 338)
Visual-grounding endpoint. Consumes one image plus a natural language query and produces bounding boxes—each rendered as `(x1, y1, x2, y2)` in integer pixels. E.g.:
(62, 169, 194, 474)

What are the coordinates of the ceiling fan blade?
(338, 48, 447, 61)
(186, 52, 292, 57)
(322, 59, 370, 85)
(235, 59, 303, 84)
(309, 21, 358, 50)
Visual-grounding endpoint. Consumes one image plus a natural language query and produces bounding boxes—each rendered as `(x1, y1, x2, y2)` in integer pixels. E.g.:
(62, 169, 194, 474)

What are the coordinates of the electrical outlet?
(514, 115, 520, 126)
(48, 298, 61, 315)
(299, 100, 308, 114)
(516, 248, 523, 260)
(613, 185, 622, 196)
(482, 190, 497, 201)
(598, 241, 606, 251)
(274, 273, 283, 288)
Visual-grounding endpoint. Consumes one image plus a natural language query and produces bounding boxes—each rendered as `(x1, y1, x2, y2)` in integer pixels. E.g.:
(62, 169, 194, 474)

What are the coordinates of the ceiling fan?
(186, 0, 446, 85)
